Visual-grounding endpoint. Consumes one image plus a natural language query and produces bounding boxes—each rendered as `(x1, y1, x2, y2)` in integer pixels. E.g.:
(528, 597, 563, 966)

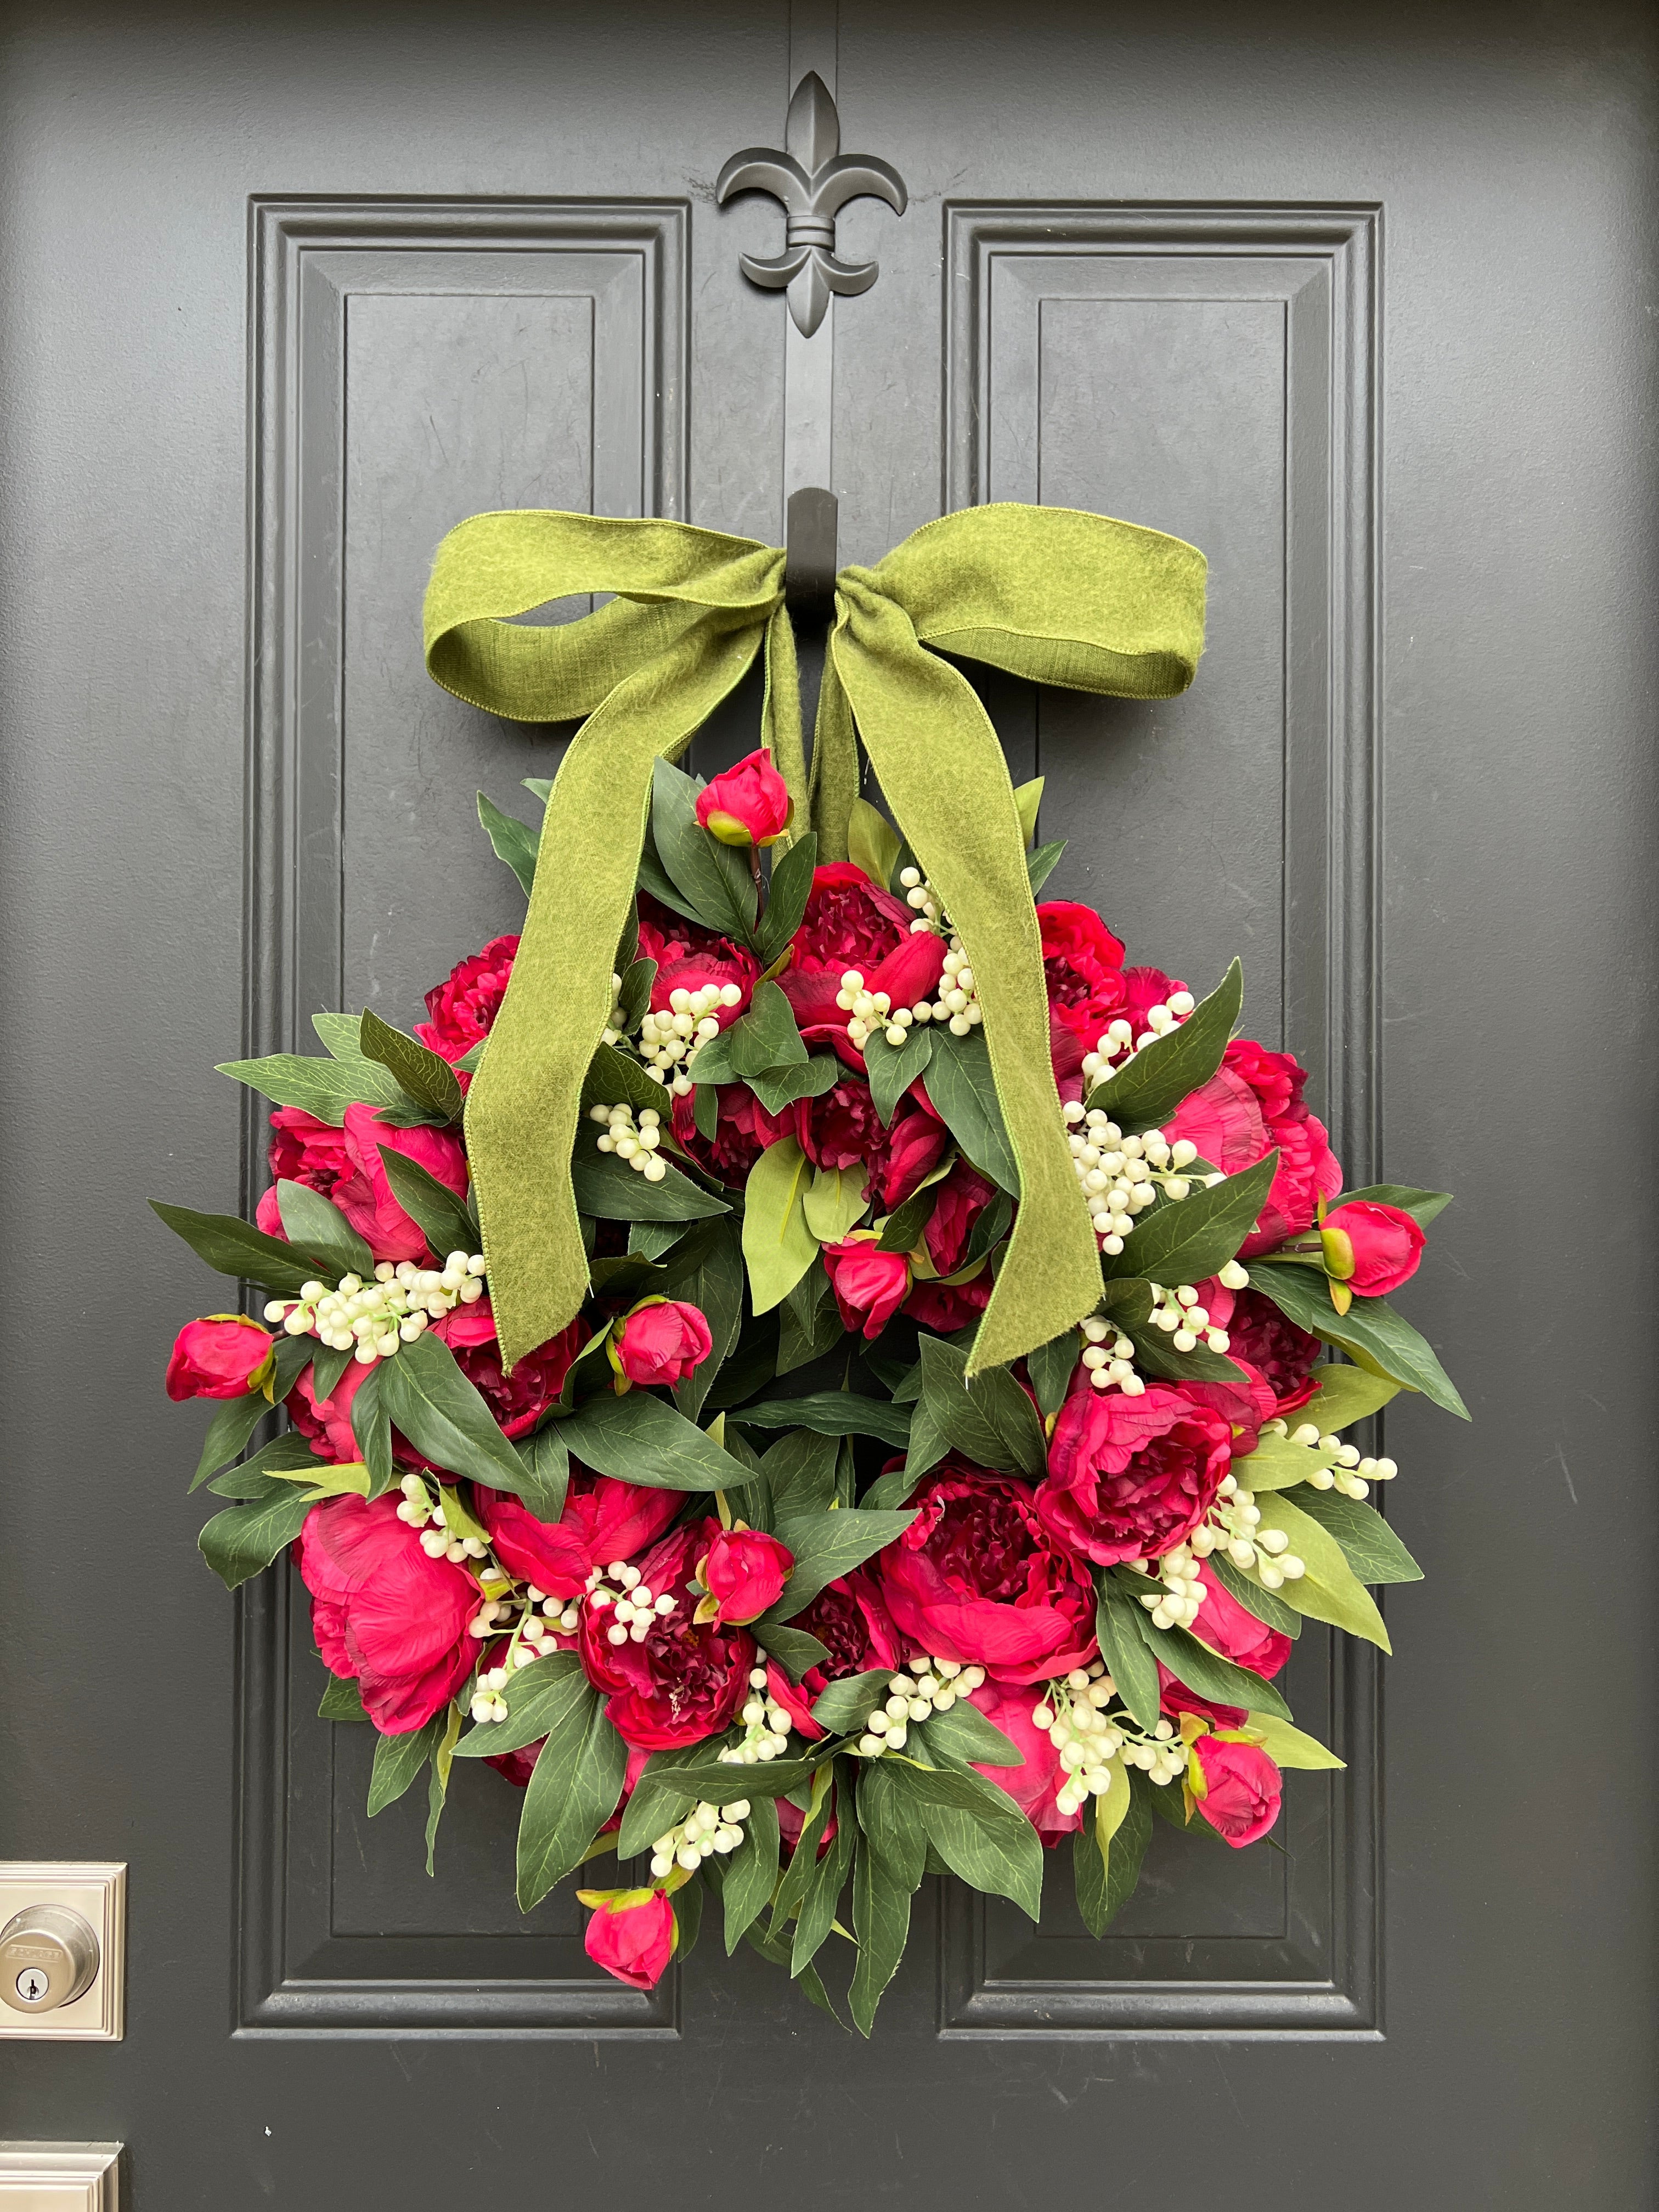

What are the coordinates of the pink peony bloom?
(478, 1474, 684, 1601)
(297, 1493, 478, 1733)
(1191, 1736, 1283, 1847)
(582, 1889, 676, 1989)
(415, 933, 518, 1076)
(792, 1570, 903, 1700)
(695, 747, 792, 847)
(1037, 1385, 1234, 1566)
(967, 1676, 1081, 1844)
(326, 1104, 469, 1267)
(1322, 1199, 1426, 1295)
(822, 1239, 911, 1339)
(700, 1528, 794, 1625)
(1038, 902, 1128, 1050)
(256, 1108, 353, 1234)
(614, 1300, 713, 1389)
(165, 1315, 274, 1401)
(578, 1519, 755, 1750)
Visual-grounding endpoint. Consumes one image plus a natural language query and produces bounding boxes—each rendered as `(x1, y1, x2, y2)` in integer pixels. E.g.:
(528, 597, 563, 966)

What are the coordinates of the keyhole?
(16, 1968, 48, 2004)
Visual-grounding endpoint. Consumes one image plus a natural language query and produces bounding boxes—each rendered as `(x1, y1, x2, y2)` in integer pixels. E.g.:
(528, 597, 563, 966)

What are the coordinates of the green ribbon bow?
(423, 503, 1206, 1374)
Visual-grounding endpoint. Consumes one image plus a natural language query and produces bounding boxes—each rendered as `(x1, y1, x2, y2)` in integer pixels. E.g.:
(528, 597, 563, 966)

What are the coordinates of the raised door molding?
(0, 2146, 121, 2210)
(238, 199, 687, 2035)
(940, 204, 1381, 2035)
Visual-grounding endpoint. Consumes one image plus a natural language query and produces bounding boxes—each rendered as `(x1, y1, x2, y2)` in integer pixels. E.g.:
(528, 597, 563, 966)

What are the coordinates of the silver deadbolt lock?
(0, 1903, 100, 2014)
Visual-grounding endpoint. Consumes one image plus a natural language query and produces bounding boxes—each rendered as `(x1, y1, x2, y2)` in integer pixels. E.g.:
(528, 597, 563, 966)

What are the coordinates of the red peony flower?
(967, 1675, 1082, 1843)
(1122, 966, 1190, 1035)
(1191, 1736, 1283, 1847)
(415, 933, 519, 1074)
(1037, 1385, 1234, 1566)
(1165, 1068, 1269, 1176)
(1037, 901, 1128, 1049)
(922, 1161, 998, 1276)
(699, 1527, 793, 1625)
(613, 1300, 713, 1389)
(695, 747, 792, 847)
(1322, 1199, 1425, 1295)
(787, 862, 911, 979)
(874, 1097, 949, 1209)
(822, 1238, 911, 1339)
(166, 1315, 274, 1401)
(257, 1109, 353, 1235)
(670, 1082, 789, 1186)
(266, 1104, 469, 1266)
(1211, 1286, 1323, 1415)
(903, 1272, 993, 1334)
(561, 1470, 686, 1573)
(1220, 1039, 1343, 1255)
(578, 1518, 755, 1750)
(761, 1659, 825, 1743)
(476, 1492, 593, 1598)
(582, 1888, 676, 1989)
(792, 1570, 902, 1699)
(878, 1463, 1097, 1685)
(297, 1492, 479, 1733)
(638, 897, 761, 1034)
(793, 1074, 888, 1177)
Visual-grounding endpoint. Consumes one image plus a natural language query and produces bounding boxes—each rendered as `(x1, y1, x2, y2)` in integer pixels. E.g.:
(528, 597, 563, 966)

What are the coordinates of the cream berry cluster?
(637, 981, 745, 1092)
(1189, 1474, 1308, 1590)
(650, 1799, 753, 1878)
(396, 1474, 489, 1564)
(1077, 1315, 1146, 1396)
(1262, 1417, 1398, 1499)
(588, 1101, 669, 1181)
(855, 1656, 986, 1756)
(717, 1666, 800, 1765)
(1080, 988, 1197, 1090)
(836, 958, 983, 1052)
(1144, 1276, 1237, 1358)
(264, 1252, 486, 1367)
(1031, 1662, 1120, 1816)
(1060, 1104, 1223, 1257)
(586, 1560, 679, 1644)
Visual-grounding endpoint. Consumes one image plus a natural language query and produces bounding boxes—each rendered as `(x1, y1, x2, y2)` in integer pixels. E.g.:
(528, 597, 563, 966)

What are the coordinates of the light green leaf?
(1234, 1427, 1342, 1491)
(369, 1713, 443, 1816)
(1289, 1486, 1424, 1585)
(1238, 1713, 1345, 1770)
(215, 1051, 407, 1125)
(1085, 960, 1243, 1132)
(557, 1391, 761, 1491)
(1251, 1493, 1393, 1651)
(1012, 776, 1044, 847)
(740, 1137, 821, 1314)
(517, 1683, 629, 1910)
(1298, 1362, 1402, 1431)
(477, 789, 540, 896)
(922, 1030, 1019, 1193)
(848, 796, 902, 890)
(803, 1163, 870, 1244)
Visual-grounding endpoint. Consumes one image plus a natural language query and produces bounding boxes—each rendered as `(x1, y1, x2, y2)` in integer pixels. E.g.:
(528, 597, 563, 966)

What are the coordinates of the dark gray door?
(3, 3, 1654, 2203)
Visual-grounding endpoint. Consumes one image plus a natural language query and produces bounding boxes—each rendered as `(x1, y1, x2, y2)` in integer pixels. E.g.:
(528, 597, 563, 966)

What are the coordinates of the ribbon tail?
(831, 579, 1102, 1372)
(807, 642, 859, 862)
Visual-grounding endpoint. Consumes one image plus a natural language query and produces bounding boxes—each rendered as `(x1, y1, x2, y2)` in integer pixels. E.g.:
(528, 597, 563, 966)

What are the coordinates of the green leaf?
(922, 1030, 1019, 1193)
(582, 1039, 684, 1126)
(1245, 1492, 1394, 1652)
(657, 1752, 827, 1803)
(1234, 1427, 1342, 1491)
(722, 1795, 781, 1952)
(742, 1137, 824, 1315)
(877, 1178, 940, 1253)
(453, 1654, 586, 1760)
(850, 1833, 915, 2035)
(1012, 776, 1043, 845)
(811, 1668, 894, 1735)
(348, 1361, 393, 1496)
(1073, 1820, 1111, 1935)
(747, 1055, 840, 1116)
(1102, 1151, 1279, 1286)
(613, 956, 656, 1036)
(511, 1422, 570, 1520)
(1206, 1551, 1303, 1636)
(758, 1426, 842, 1514)
(729, 980, 809, 1077)
(205, 1431, 329, 1497)
(628, 1220, 685, 1262)
(1025, 840, 1065, 895)
(1238, 1713, 1345, 1770)
(376, 1148, 479, 1264)
(1085, 959, 1243, 1131)
(770, 1508, 918, 1618)
(692, 1077, 720, 1141)
(150, 1199, 330, 1297)
(650, 755, 758, 942)
(777, 1261, 844, 1375)
(1133, 1607, 1294, 1721)
(866, 1025, 933, 1126)
(1248, 1265, 1468, 1419)
(188, 1391, 268, 1492)
(901, 1763, 1046, 1920)
(848, 797, 902, 892)
(215, 1051, 407, 1124)
(1093, 1575, 1162, 1729)
(557, 1391, 761, 1491)
(915, 1334, 1046, 1476)
(1098, 1768, 1155, 1927)
(754, 833, 820, 970)
(318, 1673, 368, 1722)
(424, 1701, 463, 1874)
(198, 1488, 314, 1590)
(275, 1181, 374, 1277)
(312, 1011, 371, 1061)
(1298, 1362, 1402, 1431)
(359, 1009, 465, 1124)
(573, 1147, 730, 1224)
(477, 789, 540, 896)
(918, 1700, 1024, 1770)
(1288, 1486, 1424, 1585)
(791, 1787, 855, 1976)
(1334, 1182, 1453, 1227)
(1026, 1331, 1077, 1418)
(668, 1216, 745, 1421)
(732, 1394, 912, 1449)
(309, 1341, 353, 1404)
(374, 1330, 527, 1490)
(613, 1745, 713, 1861)
(517, 1685, 629, 1910)
(803, 1163, 870, 1244)
(751, 1619, 832, 1679)
(369, 1714, 443, 1816)
(855, 1759, 931, 1890)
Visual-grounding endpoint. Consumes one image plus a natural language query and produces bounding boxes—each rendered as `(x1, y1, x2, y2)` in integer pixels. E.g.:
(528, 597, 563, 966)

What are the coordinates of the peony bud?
(821, 1239, 911, 1341)
(694, 747, 792, 848)
(698, 1528, 794, 1626)
(611, 1299, 714, 1389)
(165, 1314, 276, 1402)
(1319, 1199, 1426, 1296)
(575, 1887, 676, 1989)
(1189, 1735, 1283, 1847)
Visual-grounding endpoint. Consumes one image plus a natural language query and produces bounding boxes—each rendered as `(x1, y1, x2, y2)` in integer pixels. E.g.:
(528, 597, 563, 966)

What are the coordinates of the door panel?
(1, 2, 1654, 2204)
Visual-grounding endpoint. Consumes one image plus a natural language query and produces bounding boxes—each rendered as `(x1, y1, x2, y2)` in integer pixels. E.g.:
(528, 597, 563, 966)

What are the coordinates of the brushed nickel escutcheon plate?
(0, 1867, 125, 2041)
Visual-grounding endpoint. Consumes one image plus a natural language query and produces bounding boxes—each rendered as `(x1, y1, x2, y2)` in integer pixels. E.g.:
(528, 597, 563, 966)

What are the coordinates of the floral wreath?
(157, 503, 1460, 2027)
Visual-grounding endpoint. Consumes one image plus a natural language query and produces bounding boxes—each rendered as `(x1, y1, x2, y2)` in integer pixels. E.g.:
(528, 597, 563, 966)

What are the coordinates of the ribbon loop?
(422, 501, 1205, 1373)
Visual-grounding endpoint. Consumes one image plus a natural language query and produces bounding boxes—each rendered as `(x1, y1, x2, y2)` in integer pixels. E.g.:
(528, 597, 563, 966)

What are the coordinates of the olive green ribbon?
(423, 504, 1206, 1373)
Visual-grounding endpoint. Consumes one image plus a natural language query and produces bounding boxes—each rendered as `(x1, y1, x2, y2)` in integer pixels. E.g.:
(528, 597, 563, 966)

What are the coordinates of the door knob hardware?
(0, 1865, 125, 2041)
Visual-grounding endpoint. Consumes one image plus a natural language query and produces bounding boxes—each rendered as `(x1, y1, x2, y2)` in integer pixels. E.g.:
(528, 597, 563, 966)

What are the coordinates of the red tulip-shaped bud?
(166, 1314, 276, 1402)
(576, 1887, 676, 1989)
(695, 748, 793, 847)
(1320, 1200, 1426, 1296)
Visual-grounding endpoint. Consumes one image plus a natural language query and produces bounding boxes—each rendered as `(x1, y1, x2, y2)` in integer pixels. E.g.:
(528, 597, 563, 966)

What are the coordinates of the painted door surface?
(2, 3, 1654, 2203)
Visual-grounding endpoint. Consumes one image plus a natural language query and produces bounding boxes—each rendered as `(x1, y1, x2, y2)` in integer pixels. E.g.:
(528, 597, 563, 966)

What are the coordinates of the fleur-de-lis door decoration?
(716, 71, 907, 337)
